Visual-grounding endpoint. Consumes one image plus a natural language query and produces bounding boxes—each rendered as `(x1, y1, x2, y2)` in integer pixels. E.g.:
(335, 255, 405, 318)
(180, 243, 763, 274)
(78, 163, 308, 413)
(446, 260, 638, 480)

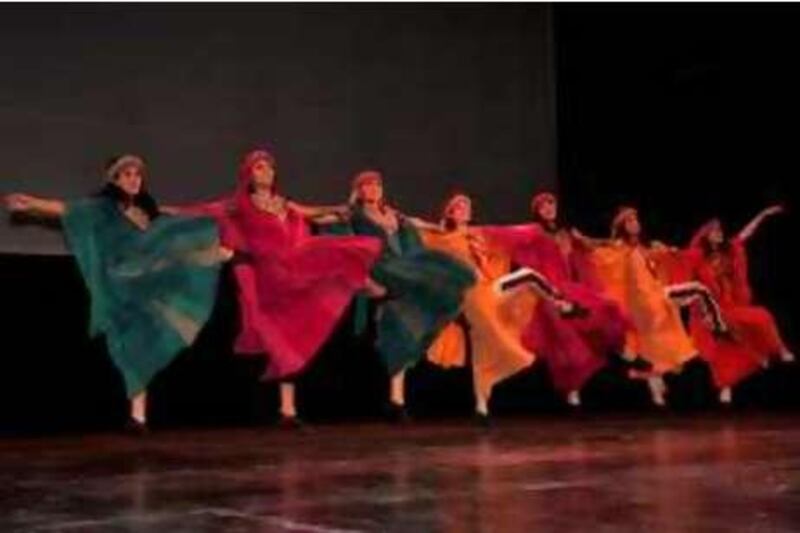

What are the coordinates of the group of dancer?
(4, 149, 793, 432)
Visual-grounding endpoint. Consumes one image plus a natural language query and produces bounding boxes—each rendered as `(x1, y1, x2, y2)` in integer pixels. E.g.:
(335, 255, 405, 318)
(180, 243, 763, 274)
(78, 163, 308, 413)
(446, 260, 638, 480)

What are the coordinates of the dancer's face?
(536, 198, 558, 222)
(447, 197, 472, 225)
(359, 179, 384, 203)
(251, 159, 276, 190)
(707, 222, 724, 245)
(114, 165, 143, 196)
(623, 213, 641, 237)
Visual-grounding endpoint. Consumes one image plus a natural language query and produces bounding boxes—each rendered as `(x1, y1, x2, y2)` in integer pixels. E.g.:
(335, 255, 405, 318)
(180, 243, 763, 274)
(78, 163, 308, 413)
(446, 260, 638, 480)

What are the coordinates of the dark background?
(2, 4, 799, 433)
(0, 4, 555, 254)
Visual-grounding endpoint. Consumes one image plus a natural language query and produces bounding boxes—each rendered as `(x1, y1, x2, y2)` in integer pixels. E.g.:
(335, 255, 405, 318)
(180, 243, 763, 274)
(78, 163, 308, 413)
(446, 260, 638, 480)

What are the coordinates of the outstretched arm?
(311, 213, 351, 225)
(571, 228, 613, 249)
(4, 193, 66, 218)
(738, 204, 784, 242)
(650, 240, 679, 253)
(160, 196, 234, 218)
(288, 200, 350, 221)
(404, 216, 444, 233)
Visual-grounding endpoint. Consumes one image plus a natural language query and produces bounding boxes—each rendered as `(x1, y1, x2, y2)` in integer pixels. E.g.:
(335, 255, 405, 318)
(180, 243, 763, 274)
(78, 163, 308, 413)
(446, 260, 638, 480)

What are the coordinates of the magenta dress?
(483, 223, 628, 393)
(181, 192, 382, 379)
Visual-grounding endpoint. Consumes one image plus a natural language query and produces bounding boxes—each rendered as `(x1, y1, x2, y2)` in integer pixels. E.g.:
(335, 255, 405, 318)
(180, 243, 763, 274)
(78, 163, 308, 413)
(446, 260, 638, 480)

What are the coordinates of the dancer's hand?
(651, 240, 678, 253)
(4, 193, 35, 213)
(219, 246, 235, 262)
(572, 228, 608, 249)
(761, 204, 785, 217)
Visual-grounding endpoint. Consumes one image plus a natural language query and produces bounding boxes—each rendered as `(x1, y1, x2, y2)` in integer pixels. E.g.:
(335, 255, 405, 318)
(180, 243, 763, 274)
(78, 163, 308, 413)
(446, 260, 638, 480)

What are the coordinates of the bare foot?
(647, 376, 667, 407)
(719, 387, 732, 404)
(566, 390, 581, 407)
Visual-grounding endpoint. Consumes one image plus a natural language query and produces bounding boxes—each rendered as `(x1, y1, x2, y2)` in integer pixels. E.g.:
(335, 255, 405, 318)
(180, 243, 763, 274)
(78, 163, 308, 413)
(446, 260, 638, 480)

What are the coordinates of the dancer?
(169, 149, 385, 426)
(5, 154, 227, 432)
(588, 206, 729, 406)
(480, 192, 628, 408)
(342, 171, 476, 420)
(421, 193, 582, 422)
(683, 206, 794, 404)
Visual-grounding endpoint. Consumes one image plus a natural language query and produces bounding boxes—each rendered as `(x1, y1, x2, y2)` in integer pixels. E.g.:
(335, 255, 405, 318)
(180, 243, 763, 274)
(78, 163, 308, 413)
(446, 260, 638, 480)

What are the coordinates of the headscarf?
(237, 149, 277, 191)
(530, 191, 556, 216)
(100, 154, 159, 220)
(611, 206, 638, 240)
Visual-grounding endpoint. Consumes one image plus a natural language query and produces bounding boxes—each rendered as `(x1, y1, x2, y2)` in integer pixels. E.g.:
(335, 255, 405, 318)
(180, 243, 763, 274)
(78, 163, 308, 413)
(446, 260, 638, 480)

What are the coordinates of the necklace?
(123, 205, 150, 231)
(364, 204, 399, 234)
(251, 192, 287, 218)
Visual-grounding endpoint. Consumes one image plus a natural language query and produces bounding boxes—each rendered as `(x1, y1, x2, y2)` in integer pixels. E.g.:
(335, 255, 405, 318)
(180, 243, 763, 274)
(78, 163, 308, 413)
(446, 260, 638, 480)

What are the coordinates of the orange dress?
(421, 228, 537, 402)
(591, 241, 697, 374)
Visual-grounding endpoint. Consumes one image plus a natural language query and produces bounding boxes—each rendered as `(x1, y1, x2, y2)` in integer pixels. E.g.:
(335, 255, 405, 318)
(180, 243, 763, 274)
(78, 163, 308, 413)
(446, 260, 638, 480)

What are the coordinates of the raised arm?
(4, 193, 66, 218)
(737, 204, 784, 242)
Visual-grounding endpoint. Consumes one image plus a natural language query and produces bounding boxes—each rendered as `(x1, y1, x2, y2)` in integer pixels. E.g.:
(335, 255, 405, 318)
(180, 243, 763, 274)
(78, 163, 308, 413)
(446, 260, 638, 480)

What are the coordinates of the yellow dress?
(421, 228, 537, 401)
(591, 241, 696, 374)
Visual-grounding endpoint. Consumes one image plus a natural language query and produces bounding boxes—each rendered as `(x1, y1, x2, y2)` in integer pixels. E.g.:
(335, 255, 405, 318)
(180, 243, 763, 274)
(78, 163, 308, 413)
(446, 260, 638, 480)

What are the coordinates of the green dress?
(62, 197, 222, 397)
(333, 206, 475, 375)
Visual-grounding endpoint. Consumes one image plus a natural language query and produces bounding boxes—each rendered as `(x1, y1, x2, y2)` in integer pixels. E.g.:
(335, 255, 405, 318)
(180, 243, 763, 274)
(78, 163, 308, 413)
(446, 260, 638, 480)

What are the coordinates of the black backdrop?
(2, 5, 799, 433)
(555, 4, 798, 351)
(0, 4, 555, 254)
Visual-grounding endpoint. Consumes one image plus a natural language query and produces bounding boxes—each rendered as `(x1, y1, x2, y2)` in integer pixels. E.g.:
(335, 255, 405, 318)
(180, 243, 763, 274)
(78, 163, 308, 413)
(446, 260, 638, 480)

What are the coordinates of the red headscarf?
(350, 170, 384, 206)
(689, 218, 722, 250)
(237, 149, 277, 189)
(688, 218, 751, 305)
(351, 170, 383, 192)
(530, 192, 556, 215)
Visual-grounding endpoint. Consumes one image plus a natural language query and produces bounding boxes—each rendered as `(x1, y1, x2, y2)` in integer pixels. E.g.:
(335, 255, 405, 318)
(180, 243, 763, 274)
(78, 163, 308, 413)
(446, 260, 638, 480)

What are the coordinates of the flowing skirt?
(523, 282, 626, 393)
(592, 246, 697, 374)
(372, 250, 476, 375)
(235, 235, 381, 379)
(427, 281, 537, 400)
(62, 199, 223, 397)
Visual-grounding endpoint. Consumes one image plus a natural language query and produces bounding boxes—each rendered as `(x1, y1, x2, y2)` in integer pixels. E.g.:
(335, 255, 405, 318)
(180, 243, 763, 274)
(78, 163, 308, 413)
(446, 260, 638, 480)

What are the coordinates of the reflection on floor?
(2, 414, 800, 532)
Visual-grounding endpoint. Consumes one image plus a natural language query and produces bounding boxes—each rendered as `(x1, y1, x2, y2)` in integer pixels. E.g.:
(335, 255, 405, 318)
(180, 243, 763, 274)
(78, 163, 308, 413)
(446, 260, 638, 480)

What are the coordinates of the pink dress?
(181, 192, 382, 379)
(483, 223, 628, 393)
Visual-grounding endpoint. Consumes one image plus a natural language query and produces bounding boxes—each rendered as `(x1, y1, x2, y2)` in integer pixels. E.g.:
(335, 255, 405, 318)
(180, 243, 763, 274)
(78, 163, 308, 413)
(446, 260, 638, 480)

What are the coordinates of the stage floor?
(2, 414, 800, 532)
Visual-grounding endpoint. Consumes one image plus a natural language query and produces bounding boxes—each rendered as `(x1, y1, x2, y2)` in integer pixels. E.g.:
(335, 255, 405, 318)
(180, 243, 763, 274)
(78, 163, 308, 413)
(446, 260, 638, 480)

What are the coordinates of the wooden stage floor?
(2, 414, 799, 532)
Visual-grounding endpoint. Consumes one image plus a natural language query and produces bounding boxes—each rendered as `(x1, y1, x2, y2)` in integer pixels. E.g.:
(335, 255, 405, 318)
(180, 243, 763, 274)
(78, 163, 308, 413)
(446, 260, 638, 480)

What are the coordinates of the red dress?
(684, 228, 784, 387)
(483, 224, 628, 393)
(181, 191, 382, 379)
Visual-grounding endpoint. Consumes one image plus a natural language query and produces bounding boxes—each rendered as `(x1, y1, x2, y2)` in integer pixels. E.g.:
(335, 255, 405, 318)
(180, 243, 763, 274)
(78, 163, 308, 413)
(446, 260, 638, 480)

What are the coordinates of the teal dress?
(340, 206, 475, 375)
(61, 197, 222, 397)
